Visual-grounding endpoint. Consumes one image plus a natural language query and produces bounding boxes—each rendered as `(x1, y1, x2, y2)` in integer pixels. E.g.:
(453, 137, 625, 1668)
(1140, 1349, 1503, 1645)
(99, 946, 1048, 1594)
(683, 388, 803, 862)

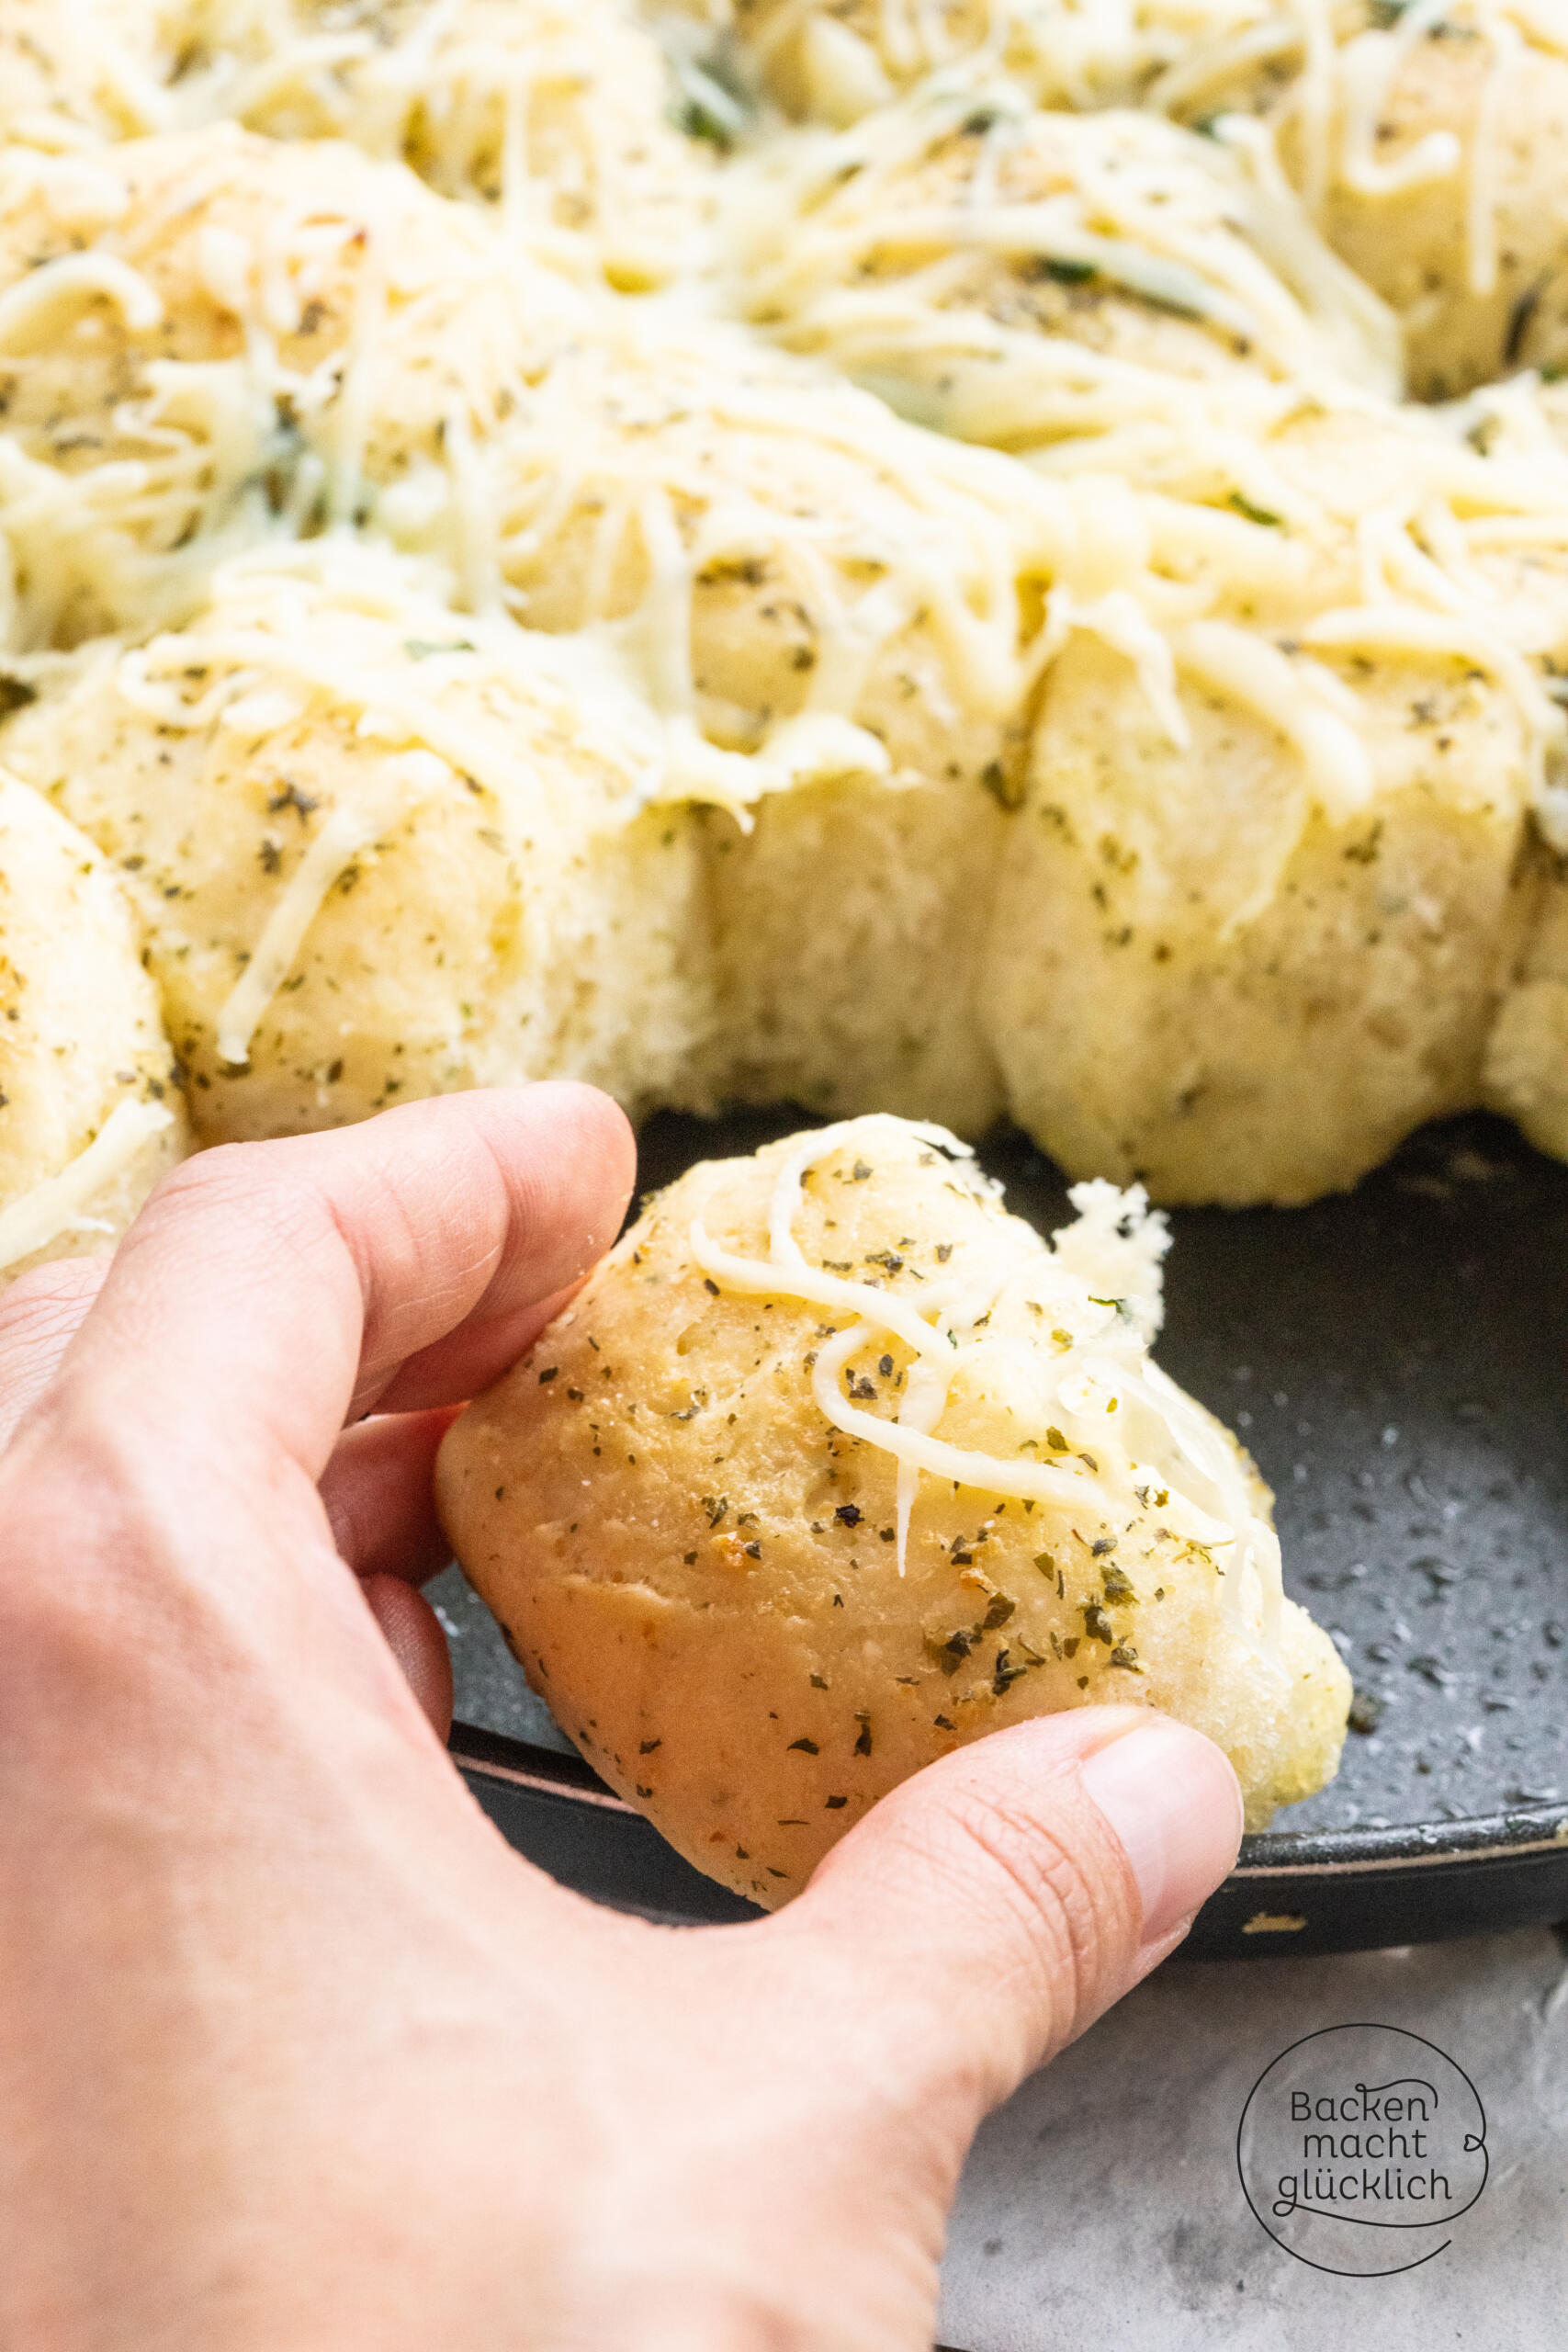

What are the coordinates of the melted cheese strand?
(215, 757, 442, 1066)
(637, 484, 700, 721)
(1211, 110, 1404, 393)
(688, 1114, 1280, 1626)
(1299, 603, 1563, 791)
(1148, 15, 1304, 119)
(810, 1319, 1121, 1516)
(0, 1098, 175, 1273)
(0, 249, 164, 345)
(1173, 619, 1376, 820)
(1290, 0, 1338, 215)
(1337, 0, 1461, 199)
(1095, 1355, 1283, 1645)
(1043, 583, 1190, 748)
(691, 1218, 961, 1358)
(765, 1111, 980, 1263)
(894, 1351, 953, 1573)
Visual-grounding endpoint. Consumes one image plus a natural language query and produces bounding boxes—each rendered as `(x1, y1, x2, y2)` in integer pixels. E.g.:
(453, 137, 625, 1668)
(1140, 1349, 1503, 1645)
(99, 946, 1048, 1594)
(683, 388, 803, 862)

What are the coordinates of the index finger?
(17, 1083, 634, 1488)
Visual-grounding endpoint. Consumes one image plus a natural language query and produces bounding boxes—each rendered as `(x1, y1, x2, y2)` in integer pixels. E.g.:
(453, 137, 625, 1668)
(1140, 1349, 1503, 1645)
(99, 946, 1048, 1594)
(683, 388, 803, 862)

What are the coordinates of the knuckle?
(0, 1455, 148, 1702)
(0, 1257, 98, 1352)
(0, 1256, 96, 1316)
(147, 1141, 345, 1280)
(152, 1137, 301, 1224)
(152, 1136, 259, 1204)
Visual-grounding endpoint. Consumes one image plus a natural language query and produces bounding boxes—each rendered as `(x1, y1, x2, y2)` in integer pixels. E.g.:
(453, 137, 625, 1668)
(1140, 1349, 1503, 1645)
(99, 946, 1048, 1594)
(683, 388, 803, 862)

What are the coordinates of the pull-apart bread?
(0, 0, 713, 294)
(12, 0, 1568, 1247)
(1159, 0, 1568, 402)
(437, 1116, 1351, 1906)
(712, 0, 1269, 123)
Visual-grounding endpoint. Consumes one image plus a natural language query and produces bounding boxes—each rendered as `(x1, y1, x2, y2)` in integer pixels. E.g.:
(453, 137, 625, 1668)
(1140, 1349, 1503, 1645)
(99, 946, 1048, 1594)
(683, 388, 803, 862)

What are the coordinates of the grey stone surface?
(938, 1928, 1568, 2352)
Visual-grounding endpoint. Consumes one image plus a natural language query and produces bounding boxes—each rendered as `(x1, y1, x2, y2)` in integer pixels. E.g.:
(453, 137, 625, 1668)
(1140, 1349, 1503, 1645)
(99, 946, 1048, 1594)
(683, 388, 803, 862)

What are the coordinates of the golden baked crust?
(989, 628, 1540, 1204)
(0, 555, 711, 1143)
(437, 1116, 1350, 1905)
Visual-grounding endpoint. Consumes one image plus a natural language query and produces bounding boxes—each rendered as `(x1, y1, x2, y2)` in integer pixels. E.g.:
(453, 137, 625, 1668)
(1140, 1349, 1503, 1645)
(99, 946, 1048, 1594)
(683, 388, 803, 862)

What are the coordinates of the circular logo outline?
(1236, 2022, 1489, 2277)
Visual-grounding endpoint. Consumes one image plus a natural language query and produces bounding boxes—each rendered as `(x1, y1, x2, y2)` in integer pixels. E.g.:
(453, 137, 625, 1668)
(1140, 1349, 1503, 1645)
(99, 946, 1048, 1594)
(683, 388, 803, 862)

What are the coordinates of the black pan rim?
(444, 1105, 1568, 1952)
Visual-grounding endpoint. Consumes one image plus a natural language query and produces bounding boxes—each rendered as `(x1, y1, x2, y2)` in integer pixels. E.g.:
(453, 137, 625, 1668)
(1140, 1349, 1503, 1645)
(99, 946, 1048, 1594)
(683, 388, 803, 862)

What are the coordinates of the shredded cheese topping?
(185, 0, 715, 288)
(0, 128, 591, 648)
(1029, 397, 1568, 834)
(215, 783, 411, 1068)
(5, 81, 1568, 857)
(1, 1, 714, 289)
(736, 0, 1281, 118)
(100, 543, 687, 1056)
(474, 317, 1083, 807)
(0, 1097, 175, 1273)
(729, 81, 1403, 400)
(1150, 0, 1568, 310)
(686, 1114, 1283, 1648)
(733, 0, 1568, 339)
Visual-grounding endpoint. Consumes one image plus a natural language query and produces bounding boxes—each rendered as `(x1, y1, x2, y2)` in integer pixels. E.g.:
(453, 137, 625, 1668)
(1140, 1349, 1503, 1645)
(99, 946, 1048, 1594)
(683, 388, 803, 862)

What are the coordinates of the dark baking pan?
(446, 1106, 1568, 1957)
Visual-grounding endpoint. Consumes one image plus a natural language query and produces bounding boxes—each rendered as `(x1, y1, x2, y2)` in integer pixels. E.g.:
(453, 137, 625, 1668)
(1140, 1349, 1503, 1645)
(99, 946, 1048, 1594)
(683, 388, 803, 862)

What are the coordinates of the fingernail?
(1078, 1722, 1245, 1950)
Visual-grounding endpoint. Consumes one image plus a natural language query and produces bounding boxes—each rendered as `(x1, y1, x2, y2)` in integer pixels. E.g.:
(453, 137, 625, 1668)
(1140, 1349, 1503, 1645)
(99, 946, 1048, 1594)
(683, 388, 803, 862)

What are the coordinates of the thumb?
(775, 1708, 1242, 2139)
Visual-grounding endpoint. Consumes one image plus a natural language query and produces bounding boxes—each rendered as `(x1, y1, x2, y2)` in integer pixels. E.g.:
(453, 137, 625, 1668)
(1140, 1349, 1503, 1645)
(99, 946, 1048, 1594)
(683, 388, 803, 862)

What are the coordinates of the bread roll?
(437, 1115, 1350, 1907)
(484, 321, 1065, 1132)
(1300, 9, 1568, 401)
(728, 85, 1399, 456)
(987, 401, 1561, 1203)
(990, 631, 1540, 1204)
(0, 125, 586, 645)
(175, 0, 715, 289)
(0, 552, 710, 1141)
(1161, 0, 1568, 401)
(1483, 842, 1568, 1159)
(0, 767, 187, 1286)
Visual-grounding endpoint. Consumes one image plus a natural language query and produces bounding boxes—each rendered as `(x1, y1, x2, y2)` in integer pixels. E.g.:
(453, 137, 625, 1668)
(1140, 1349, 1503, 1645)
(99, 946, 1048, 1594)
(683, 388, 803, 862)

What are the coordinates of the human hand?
(0, 1088, 1243, 2352)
